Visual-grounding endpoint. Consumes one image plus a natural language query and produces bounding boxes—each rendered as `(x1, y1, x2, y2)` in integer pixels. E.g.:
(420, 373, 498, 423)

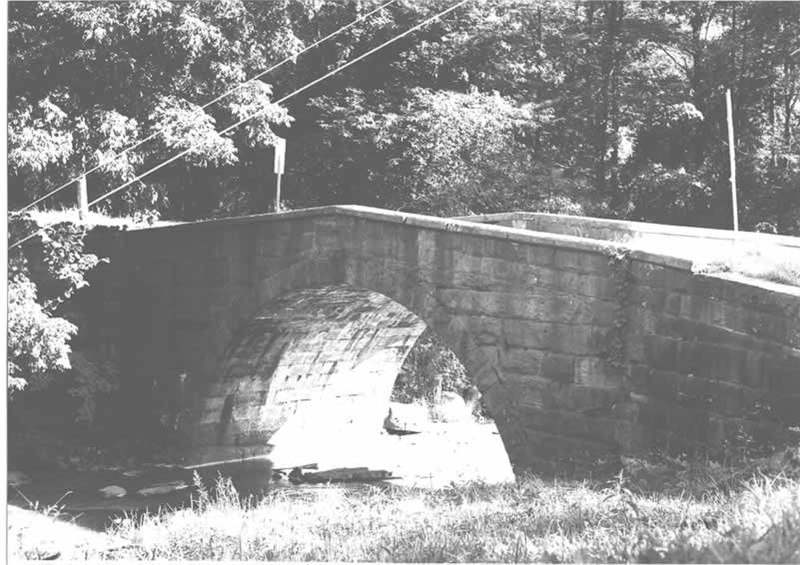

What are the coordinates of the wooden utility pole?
(726, 89, 739, 233)
(273, 137, 286, 212)
(77, 176, 89, 220)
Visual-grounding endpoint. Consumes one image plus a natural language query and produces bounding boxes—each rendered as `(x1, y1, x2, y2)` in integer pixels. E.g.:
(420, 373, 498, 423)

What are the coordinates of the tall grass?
(693, 246, 800, 288)
(99, 457, 800, 562)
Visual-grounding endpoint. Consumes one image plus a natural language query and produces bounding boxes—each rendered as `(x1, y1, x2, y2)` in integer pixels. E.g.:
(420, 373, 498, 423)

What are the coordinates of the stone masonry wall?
(623, 263, 800, 457)
(460, 210, 800, 458)
(83, 206, 800, 474)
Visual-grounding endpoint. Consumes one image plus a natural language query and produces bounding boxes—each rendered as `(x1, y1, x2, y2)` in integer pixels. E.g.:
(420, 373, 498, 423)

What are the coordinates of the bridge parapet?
(457, 211, 800, 270)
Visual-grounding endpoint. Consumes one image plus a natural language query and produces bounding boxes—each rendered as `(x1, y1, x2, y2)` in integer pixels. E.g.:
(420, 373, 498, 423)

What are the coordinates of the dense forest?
(8, 0, 800, 233)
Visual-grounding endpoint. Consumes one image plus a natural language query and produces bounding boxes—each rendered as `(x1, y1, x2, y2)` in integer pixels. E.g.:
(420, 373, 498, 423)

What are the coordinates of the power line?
(10, 0, 472, 250)
(12, 0, 398, 215)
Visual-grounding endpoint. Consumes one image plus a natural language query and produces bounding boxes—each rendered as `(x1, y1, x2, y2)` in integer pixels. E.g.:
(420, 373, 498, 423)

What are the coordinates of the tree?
(8, 0, 800, 228)
(7, 219, 103, 394)
(8, 0, 295, 220)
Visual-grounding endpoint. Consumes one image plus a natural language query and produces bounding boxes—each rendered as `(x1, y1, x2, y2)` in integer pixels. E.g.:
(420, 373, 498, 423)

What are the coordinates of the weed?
(82, 453, 800, 562)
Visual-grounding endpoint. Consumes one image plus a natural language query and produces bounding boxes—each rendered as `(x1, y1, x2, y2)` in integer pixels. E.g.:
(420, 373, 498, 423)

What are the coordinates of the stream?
(8, 421, 515, 532)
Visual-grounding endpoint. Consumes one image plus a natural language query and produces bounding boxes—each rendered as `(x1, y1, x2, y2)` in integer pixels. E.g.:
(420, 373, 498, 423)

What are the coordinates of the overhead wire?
(12, 0, 399, 215)
(10, 0, 473, 250)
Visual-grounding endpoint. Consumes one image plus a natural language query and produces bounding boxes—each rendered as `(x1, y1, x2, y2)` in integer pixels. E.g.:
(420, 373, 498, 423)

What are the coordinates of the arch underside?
(190, 285, 428, 464)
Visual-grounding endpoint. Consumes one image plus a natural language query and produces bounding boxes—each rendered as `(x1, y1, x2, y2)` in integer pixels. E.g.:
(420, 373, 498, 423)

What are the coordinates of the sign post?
(273, 137, 286, 212)
(726, 89, 739, 234)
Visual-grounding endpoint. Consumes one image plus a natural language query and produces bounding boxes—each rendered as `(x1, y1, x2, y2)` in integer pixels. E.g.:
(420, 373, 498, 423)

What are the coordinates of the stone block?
(628, 364, 679, 401)
(705, 382, 745, 416)
(551, 384, 622, 414)
(554, 249, 610, 275)
(523, 245, 557, 267)
(574, 357, 618, 388)
(766, 359, 800, 395)
(520, 409, 618, 445)
(500, 346, 545, 374)
(515, 428, 620, 469)
(541, 353, 575, 383)
(628, 285, 669, 312)
(501, 320, 606, 356)
(642, 335, 680, 371)
(674, 340, 746, 384)
(537, 269, 616, 299)
(513, 378, 558, 410)
(767, 393, 800, 426)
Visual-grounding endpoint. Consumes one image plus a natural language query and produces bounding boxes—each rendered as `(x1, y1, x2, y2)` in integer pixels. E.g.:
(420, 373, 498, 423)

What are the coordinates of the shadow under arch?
(187, 283, 516, 484)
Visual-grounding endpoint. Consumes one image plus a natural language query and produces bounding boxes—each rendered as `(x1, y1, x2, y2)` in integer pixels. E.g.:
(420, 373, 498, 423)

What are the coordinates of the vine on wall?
(604, 245, 634, 372)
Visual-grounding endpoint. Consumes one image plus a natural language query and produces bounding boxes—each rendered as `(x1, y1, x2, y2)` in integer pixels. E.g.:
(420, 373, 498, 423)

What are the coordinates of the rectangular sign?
(274, 137, 286, 175)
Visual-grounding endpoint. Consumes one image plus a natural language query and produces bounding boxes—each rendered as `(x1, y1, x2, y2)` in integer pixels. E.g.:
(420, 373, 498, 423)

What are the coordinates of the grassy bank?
(14, 454, 799, 562)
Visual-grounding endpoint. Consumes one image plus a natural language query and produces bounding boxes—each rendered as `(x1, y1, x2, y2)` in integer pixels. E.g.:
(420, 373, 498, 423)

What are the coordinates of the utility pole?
(273, 137, 286, 212)
(726, 88, 739, 233)
(77, 176, 89, 220)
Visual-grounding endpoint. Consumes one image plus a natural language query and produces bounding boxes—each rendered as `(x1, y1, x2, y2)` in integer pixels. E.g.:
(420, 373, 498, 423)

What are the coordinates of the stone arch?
(339, 244, 531, 473)
(335, 221, 628, 474)
(187, 282, 521, 474)
(120, 211, 631, 474)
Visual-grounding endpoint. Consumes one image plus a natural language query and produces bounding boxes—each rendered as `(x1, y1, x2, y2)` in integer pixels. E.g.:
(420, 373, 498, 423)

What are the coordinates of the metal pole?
(77, 176, 89, 220)
(274, 173, 282, 212)
(273, 137, 286, 213)
(726, 89, 738, 233)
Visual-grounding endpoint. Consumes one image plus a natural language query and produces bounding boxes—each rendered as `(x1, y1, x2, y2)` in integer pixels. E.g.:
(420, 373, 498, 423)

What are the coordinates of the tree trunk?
(595, 1, 624, 212)
(784, 56, 795, 161)
(689, 6, 707, 168)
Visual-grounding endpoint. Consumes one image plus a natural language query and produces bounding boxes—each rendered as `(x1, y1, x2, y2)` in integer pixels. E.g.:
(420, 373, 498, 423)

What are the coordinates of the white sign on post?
(274, 137, 286, 175)
(273, 137, 286, 211)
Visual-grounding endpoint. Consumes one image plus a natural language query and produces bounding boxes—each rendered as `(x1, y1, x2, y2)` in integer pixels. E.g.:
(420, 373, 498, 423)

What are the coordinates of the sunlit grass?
(728, 249, 800, 287)
(695, 246, 800, 288)
(614, 231, 800, 288)
(85, 454, 800, 562)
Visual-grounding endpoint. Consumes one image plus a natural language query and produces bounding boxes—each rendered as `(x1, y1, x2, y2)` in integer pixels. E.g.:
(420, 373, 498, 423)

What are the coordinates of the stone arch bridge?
(85, 206, 800, 474)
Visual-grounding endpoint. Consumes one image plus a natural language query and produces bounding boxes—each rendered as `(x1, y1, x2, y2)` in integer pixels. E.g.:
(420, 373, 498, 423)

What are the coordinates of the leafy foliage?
(8, 0, 296, 218)
(624, 163, 712, 224)
(379, 88, 555, 216)
(7, 217, 108, 409)
(8, 1, 799, 230)
(7, 275, 76, 392)
(392, 329, 472, 407)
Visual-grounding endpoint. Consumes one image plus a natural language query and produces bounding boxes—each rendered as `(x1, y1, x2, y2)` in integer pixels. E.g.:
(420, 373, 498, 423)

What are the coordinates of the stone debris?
(8, 470, 31, 487)
(137, 480, 189, 496)
(98, 485, 127, 498)
(384, 404, 424, 435)
(289, 466, 395, 485)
